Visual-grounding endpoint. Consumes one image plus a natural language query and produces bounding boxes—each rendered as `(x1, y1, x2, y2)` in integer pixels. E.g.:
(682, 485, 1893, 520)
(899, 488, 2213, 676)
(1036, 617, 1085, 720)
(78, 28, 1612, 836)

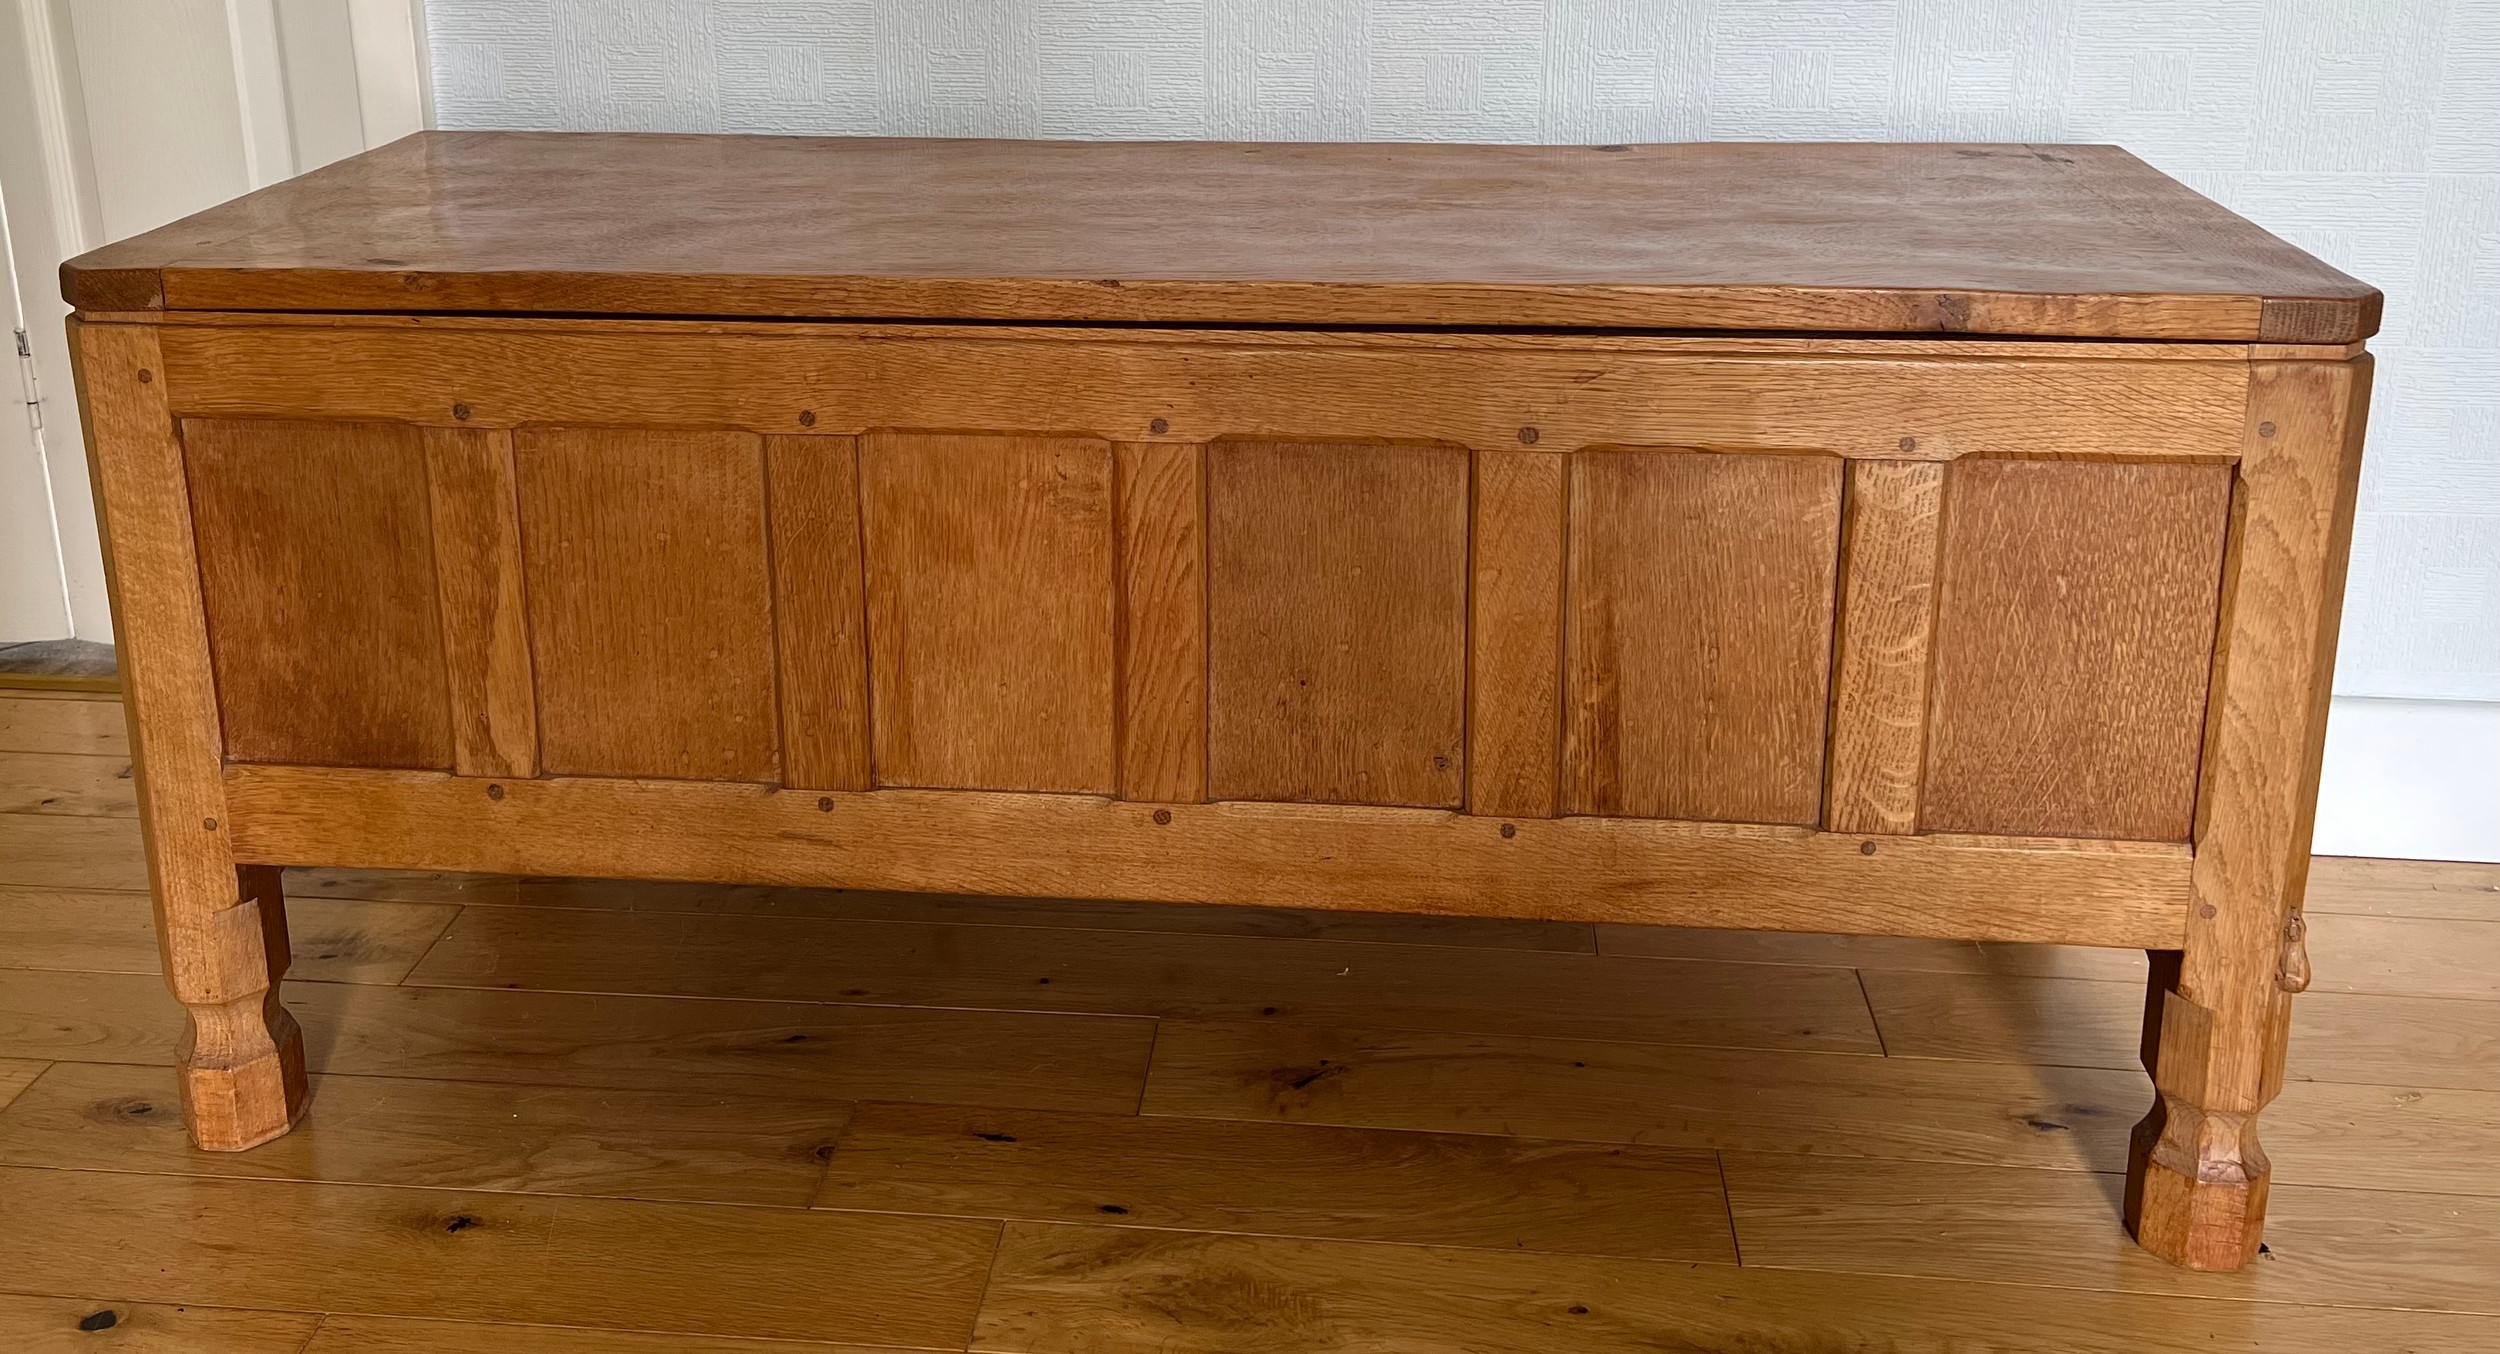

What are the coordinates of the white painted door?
(0, 0, 431, 644)
(0, 177, 72, 641)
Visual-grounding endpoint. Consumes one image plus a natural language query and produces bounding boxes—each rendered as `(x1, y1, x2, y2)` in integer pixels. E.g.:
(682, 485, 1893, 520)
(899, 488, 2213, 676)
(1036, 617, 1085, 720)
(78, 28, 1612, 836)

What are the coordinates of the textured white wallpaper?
(424, 0, 2500, 701)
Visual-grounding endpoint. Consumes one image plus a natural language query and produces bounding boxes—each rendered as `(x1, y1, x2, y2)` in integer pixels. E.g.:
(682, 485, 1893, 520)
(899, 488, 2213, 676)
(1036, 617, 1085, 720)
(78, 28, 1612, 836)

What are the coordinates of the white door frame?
(0, 0, 432, 644)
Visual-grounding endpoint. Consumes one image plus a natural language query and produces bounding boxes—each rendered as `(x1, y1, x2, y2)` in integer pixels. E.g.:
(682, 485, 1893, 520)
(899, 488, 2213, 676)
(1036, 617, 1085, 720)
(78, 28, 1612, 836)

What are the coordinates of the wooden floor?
(2, 688, 2496, 1352)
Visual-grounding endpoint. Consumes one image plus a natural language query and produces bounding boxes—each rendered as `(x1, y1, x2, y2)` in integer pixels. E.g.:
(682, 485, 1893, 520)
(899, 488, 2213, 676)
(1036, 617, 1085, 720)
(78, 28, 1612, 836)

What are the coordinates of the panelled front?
(162, 322, 2248, 848)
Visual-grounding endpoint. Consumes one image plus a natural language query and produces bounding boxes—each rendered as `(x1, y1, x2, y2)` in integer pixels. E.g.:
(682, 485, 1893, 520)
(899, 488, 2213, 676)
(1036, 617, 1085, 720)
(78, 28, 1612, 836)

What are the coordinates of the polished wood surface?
(2, 727, 2492, 1349)
(1824, 460, 1945, 836)
(1204, 441, 1469, 808)
(421, 428, 537, 780)
(515, 427, 779, 782)
(1565, 450, 1841, 824)
(861, 432, 1120, 796)
(1924, 459, 2234, 842)
(61, 133, 2377, 341)
(1112, 441, 1206, 805)
(183, 419, 450, 770)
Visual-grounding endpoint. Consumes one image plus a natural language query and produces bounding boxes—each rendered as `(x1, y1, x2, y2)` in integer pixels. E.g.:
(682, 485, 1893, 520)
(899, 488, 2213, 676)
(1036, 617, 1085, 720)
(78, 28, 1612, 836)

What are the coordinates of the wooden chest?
(62, 133, 2376, 1272)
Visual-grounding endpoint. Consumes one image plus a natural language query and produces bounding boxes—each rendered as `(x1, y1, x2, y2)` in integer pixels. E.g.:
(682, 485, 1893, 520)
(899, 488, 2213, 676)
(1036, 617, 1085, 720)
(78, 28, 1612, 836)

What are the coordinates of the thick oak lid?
(62, 131, 2377, 342)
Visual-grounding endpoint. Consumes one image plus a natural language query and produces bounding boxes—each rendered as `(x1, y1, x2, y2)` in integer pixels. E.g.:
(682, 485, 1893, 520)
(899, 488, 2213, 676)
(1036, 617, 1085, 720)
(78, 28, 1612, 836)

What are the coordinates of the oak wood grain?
(0, 887, 453, 985)
(0, 1061, 849, 1206)
(515, 427, 778, 782)
(1861, 969, 2500, 1091)
(817, 1101, 1736, 1261)
(65, 134, 2378, 341)
(301, 1315, 909, 1353)
(0, 1293, 317, 1352)
(0, 693, 127, 756)
(0, 1061, 40, 1112)
(156, 321, 2256, 465)
(1924, 459, 2233, 841)
(1565, 450, 1842, 823)
(1824, 459, 1944, 835)
(1142, 1020, 2141, 1173)
(220, 764, 2195, 947)
(1206, 441, 1469, 808)
(0, 814, 147, 891)
(423, 427, 537, 779)
(1467, 450, 1566, 818)
(0, 967, 1155, 1112)
(1113, 441, 1205, 803)
(182, 418, 450, 769)
(859, 432, 1118, 795)
(0, 1165, 996, 1346)
(75, 324, 303, 1149)
(1723, 1153, 2500, 1316)
(972, 1223, 2492, 1354)
(2306, 856, 2500, 921)
(2132, 357, 2372, 1268)
(766, 435, 873, 792)
(0, 752, 135, 816)
(405, 904, 1881, 1053)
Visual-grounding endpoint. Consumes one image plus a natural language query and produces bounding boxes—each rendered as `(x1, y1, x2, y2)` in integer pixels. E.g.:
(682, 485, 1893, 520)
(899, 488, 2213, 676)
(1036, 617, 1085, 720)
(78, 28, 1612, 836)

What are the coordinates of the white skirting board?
(2314, 697, 2500, 863)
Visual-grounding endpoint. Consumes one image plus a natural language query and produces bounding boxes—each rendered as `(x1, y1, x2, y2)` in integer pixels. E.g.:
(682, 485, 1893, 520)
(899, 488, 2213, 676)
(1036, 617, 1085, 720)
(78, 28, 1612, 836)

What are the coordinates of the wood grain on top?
(62, 131, 2377, 341)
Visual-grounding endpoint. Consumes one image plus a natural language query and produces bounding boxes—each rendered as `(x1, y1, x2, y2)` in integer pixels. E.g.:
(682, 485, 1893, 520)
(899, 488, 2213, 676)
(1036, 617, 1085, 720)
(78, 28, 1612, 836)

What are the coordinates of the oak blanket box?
(60, 133, 2377, 1272)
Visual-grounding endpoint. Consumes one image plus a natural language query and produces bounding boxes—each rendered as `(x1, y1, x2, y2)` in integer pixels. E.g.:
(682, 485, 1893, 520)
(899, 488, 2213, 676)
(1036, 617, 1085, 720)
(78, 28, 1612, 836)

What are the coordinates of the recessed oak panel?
(859, 432, 1118, 794)
(1924, 459, 2232, 841)
(1564, 450, 1843, 824)
(1206, 441, 1468, 808)
(514, 427, 777, 782)
(182, 418, 451, 768)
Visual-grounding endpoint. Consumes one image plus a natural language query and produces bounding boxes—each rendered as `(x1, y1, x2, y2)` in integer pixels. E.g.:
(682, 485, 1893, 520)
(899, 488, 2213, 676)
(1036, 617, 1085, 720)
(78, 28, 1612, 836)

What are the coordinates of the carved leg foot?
(167, 865, 307, 1150)
(2125, 1090, 2270, 1270)
(2123, 950, 2289, 1271)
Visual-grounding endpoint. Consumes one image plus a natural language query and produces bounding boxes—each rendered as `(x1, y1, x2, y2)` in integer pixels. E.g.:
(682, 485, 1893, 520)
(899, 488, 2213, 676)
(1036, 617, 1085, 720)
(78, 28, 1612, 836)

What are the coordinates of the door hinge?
(13, 328, 41, 433)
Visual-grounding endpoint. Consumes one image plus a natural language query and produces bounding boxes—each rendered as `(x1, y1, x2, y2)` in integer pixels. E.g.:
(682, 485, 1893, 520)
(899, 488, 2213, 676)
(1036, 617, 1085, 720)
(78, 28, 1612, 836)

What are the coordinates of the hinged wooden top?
(63, 132, 2376, 342)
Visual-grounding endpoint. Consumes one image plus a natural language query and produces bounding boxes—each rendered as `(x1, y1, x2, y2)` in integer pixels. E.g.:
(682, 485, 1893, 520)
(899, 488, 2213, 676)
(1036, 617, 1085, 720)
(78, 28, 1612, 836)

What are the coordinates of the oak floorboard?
(1139, 1018, 2498, 1197)
(1139, 1020, 2137, 1172)
(0, 694, 127, 757)
(0, 969, 1155, 1112)
(303, 1314, 910, 1351)
(0, 1059, 43, 1110)
(0, 887, 456, 985)
(0, 1292, 318, 1353)
(2306, 856, 2500, 921)
(0, 1166, 997, 1347)
(2297, 912, 2500, 1001)
(0, 752, 136, 816)
(0, 1061, 849, 1205)
(969, 1223, 2500, 1353)
(1860, 969, 2500, 1090)
(1721, 1152, 2500, 1315)
(0, 815, 146, 891)
(406, 906, 1878, 1052)
(815, 1101, 1735, 1262)
(2268, 1079, 2500, 1197)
